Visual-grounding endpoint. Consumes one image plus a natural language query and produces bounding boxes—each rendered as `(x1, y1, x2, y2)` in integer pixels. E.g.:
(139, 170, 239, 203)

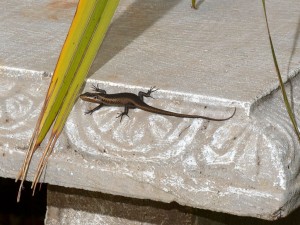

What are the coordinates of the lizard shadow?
(86, 0, 181, 78)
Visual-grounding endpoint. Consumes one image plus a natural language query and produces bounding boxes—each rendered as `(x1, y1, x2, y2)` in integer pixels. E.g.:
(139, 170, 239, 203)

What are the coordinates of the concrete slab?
(1, 0, 300, 220)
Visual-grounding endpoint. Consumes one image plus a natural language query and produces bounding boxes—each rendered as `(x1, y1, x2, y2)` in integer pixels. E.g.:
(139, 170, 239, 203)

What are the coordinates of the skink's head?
(80, 92, 100, 103)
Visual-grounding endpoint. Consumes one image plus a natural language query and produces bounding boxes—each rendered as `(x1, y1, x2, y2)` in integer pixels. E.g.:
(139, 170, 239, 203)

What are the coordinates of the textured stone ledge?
(1, 67, 300, 220)
(1, 0, 300, 221)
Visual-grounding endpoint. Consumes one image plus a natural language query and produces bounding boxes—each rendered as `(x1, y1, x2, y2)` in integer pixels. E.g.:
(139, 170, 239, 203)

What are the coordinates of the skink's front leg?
(85, 103, 104, 115)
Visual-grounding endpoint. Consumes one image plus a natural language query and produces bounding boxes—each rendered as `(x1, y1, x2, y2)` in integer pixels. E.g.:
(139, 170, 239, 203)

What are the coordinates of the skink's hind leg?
(91, 84, 106, 94)
(85, 103, 103, 115)
(116, 106, 130, 122)
(138, 86, 159, 101)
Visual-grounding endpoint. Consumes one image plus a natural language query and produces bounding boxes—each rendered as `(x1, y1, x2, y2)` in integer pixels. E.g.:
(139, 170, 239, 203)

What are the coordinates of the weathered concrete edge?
(0, 66, 247, 114)
(249, 66, 300, 114)
(0, 147, 288, 220)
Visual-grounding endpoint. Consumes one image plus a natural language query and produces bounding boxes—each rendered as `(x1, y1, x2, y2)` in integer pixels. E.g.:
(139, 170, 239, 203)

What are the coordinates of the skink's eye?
(94, 96, 97, 99)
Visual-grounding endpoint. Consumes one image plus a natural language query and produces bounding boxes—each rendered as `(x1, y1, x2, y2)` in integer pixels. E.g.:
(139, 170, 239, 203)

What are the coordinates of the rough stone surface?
(46, 185, 300, 225)
(1, 0, 300, 221)
(46, 185, 195, 225)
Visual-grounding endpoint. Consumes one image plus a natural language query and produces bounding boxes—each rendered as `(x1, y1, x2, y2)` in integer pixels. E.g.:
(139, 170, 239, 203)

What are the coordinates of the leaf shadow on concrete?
(87, 0, 181, 77)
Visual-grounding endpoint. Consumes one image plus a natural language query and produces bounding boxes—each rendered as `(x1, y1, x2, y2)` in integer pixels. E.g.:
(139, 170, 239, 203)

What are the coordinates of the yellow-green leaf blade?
(54, 0, 120, 134)
(31, 0, 120, 187)
(35, 0, 106, 145)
